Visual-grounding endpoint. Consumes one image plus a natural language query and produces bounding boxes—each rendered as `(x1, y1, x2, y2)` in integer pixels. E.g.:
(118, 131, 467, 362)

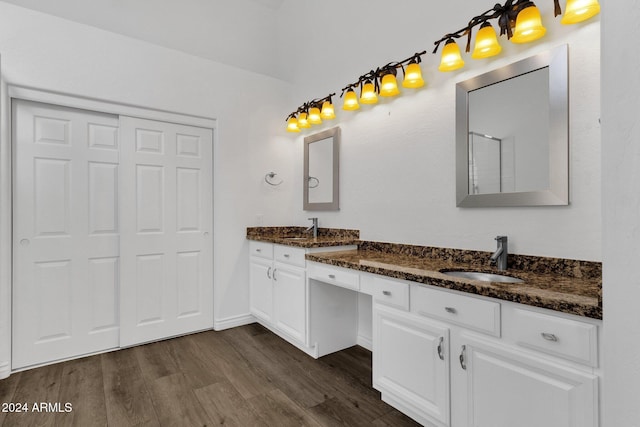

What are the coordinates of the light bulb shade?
(511, 4, 547, 43)
(472, 23, 502, 59)
(320, 101, 336, 119)
(286, 117, 300, 133)
(380, 73, 400, 97)
(561, 0, 600, 24)
(402, 62, 425, 88)
(308, 107, 322, 124)
(360, 81, 378, 104)
(438, 39, 465, 72)
(343, 89, 360, 110)
(297, 112, 310, 128)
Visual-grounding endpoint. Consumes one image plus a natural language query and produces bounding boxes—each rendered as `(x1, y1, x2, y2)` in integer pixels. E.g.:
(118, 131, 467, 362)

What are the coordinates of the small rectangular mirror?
(456, 45, 569, 207)
(304, 126, 340, 211)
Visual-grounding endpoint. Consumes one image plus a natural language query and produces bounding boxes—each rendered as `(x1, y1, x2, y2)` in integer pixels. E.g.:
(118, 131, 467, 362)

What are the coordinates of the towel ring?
(308, 176, 319, 188)
(265, 172, 283, 186)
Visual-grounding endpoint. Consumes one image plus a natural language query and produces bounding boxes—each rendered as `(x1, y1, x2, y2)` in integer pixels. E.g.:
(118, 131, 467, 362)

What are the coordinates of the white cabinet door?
(455, 335, 598, 427)
(13, 100, 120, 369)
(119, 117, 213, 346)
(249, 257, 273, 323)
(374, 305, 450, 427)
(272, 263, 305, 344)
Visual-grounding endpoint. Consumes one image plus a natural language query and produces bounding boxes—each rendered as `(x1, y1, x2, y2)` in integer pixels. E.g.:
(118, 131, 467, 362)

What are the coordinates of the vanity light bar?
(285, 0, 600, 133)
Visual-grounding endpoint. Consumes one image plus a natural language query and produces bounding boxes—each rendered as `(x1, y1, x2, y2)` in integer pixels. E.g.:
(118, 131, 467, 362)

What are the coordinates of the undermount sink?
(442, 270, 524, 284)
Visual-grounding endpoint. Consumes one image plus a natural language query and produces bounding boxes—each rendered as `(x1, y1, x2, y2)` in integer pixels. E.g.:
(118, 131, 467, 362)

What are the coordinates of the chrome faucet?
(306, 217, 318, 238)
(489, 236, 508, 271)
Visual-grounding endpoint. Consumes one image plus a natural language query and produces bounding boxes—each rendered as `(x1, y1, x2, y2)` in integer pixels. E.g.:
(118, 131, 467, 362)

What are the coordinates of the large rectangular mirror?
(456, 44, 568, 207)
(304, 126, 340, 211)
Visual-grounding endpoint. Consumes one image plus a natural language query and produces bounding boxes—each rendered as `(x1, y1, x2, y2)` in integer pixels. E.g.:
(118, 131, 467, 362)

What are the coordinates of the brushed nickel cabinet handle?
(267, 267, 272, 279)
(459, 345, 467, 370)
(284, 254, 290, 258)
(328, 274, 336, 279)
(382, 290, 391, 296)
(256, 248, 262, 253)
(541, 332, 559, 342)
(273, 269, 278, 281)
(437, 337, 445, 361)
(445, 307, 457, 314)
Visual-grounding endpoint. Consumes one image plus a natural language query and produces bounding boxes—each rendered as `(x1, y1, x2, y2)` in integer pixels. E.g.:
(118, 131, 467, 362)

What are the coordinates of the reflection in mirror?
(468, 68, 549, 194)
(304, 127, 339, 211)
(308, 137, 333, 203)
(456, 45, 568, 207)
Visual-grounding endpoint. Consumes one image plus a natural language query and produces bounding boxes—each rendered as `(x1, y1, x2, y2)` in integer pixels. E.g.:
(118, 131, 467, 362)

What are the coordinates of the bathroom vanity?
(247, 228, 602, 427)
(247, 227, 359, 356)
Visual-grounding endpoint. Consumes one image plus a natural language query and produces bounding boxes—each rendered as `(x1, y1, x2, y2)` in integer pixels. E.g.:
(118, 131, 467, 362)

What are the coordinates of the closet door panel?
(13, 100, 120, 369)
(120, 116, 213, 346)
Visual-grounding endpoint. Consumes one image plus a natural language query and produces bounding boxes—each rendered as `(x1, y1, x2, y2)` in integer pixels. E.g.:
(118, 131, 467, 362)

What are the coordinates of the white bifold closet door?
(13, 100, 121, 369)
(119, 116, 213, 347)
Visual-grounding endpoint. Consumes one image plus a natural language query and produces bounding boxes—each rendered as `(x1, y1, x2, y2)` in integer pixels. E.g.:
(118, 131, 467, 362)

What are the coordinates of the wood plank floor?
(0, 324, 421, 427)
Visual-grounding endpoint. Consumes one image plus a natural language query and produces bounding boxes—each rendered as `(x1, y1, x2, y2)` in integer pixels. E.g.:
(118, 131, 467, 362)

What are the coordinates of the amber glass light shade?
(343, 89, 360, 110)
(308, 107, 322, 124)
(380, 73, 400, 97)
(360, 80, 378, 104)
(402, 62, 425, 88)
(297, 112, 310, 128)
(438, 39, 464, 72)
(286, 117, 300, 133)
(561, 0, 600, 24)
(511, 4, 547, 43)
(472, 23, 502, 59)
(320, 101, 336, 119)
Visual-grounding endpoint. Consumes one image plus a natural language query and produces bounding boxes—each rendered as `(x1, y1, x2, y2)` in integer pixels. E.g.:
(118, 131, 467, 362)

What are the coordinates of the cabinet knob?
(382, 290, 391, 296)
(541, 332, 558, 342)
(445, 307, 457, 314)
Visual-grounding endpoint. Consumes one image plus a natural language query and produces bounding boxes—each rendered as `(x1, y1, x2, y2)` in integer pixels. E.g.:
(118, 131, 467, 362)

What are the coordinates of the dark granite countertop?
(305, 242, 602, 320)
(247, 226, 360, 248)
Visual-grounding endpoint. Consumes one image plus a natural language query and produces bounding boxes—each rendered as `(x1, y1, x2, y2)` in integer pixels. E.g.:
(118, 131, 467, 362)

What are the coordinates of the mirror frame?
(455, 44, 569, 207)
(303, 126, 340, 211)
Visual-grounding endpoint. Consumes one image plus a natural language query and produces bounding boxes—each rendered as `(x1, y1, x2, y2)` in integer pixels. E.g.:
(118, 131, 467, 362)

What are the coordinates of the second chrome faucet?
(306, 217, 319, 238)
(489, 235, 508, 271)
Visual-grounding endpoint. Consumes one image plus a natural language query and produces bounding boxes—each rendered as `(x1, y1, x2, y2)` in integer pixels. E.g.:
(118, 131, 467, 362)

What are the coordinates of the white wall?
(0, 2, 296, 376)
(279, 0, 601, 261)
(0, 0, 284, 79)
(601, 1, 640, 425)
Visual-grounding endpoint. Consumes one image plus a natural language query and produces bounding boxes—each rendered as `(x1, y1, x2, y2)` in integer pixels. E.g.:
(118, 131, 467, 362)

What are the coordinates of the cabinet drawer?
(274, 245, 306, 267)
(509, 308, 598, 367)
(249, 241, 273, 259)
(361, 276, 409, 311)
(411, 285, 501, 336)
(307, 263, 359, 291)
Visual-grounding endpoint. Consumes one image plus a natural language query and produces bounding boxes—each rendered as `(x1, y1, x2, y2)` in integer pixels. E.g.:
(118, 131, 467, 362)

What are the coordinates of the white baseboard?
(0, 361, 10, 379)
(213, 313, 256, 331)
(357, 334, 373, 351)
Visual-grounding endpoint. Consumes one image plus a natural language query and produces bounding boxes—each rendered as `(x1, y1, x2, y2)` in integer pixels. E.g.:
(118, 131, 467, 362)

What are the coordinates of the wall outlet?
(256, 214, 264, 226)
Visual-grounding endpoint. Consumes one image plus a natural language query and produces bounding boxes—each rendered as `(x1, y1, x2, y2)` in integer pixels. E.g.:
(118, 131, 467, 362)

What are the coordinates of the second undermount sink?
(442, 270, 524, 284)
